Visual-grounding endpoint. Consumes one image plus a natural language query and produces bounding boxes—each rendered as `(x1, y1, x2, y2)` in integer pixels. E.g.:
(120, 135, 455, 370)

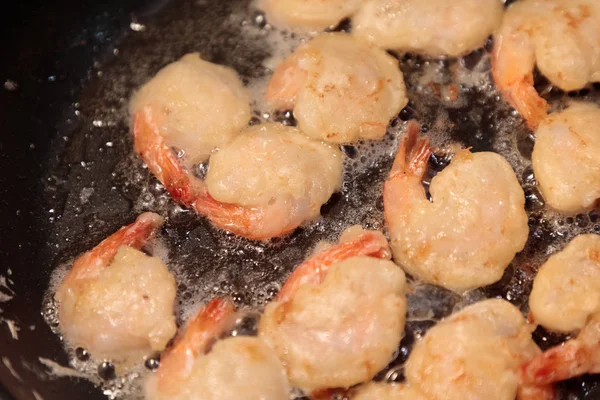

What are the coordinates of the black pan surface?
(0, 2, 152, 398)
(1, 0, 600, 399)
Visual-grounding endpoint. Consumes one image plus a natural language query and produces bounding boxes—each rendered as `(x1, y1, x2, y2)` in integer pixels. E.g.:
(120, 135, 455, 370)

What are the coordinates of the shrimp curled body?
(146, 298, 289, 400)
(354, 300, 555, 400)
(56, 213, 177, 363)
(384, 123, 528, 292)
(259, 227, 406, 392)
(492, 0, 600, 129)
(267, 33, 408, 144)
(524, 234, 600, 386)
(130, 53, 251, 169)
(353, 0, 504, 57)
(532, 102, 600, 214)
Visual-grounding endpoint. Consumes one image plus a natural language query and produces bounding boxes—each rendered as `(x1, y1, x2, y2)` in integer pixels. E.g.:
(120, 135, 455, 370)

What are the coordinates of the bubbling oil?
(39, 0, 600, 398)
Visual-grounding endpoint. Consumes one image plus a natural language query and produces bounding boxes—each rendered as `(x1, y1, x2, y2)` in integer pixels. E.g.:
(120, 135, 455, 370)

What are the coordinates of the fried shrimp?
(134, 102, 342, 239)
(353, 0, 503, 57)
(354, 299, 555, 400)
(56, 213, 177, 363)
(384, 122, 528, 292)
(529, 234, 600, 333)
(130, 53, 251, 169)
(257, 0, 362, 31)
(259, 226, 406, 392)
(267, 33, 408, 144)
(492, 0, 600, 129)
(523, 235, 600, 386)
(145, 298, 289, 400)
(532, 102, 600, 214)
(203, 123, 343, 228)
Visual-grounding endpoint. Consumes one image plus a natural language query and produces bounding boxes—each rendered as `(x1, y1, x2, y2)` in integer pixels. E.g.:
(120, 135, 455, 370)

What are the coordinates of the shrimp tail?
(133, 106, 196, 206)
(522, 339, 595, 385)
(177, 298, 235, 355)
(502, 75, 549, 131)
(389, 121, 432, 180)
(277, 231, 391, 303)
(266, 54, 308, 110)
(192, 193, 250, 228)
(155, 298, 235, 393)
(491, 35, 548, 130)
(67, 212, 164, 282)
(193, 194, 298, 241)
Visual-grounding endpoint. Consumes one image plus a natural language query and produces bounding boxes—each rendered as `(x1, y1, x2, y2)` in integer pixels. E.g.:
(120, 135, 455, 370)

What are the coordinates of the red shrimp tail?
(184, 298, 235, 355)
(491, 34, 548, 131)
(69, 212, 164, 281)
(133, 107, 196, 206)
(155, 298, 235, 393)
(193, 192, 298, 241)
(165, 176, 194, 206)
(522, 340, 594, 386)
(193, 192, 251, 229)
(277, 231, 391, 302)
(505, 77, 549, 131)
(390, 121, 431, 179)
(193, 195, 258, 238)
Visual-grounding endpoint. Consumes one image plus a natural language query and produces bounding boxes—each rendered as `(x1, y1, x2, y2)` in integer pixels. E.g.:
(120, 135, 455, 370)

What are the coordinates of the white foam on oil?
(38, 353, 147, 400)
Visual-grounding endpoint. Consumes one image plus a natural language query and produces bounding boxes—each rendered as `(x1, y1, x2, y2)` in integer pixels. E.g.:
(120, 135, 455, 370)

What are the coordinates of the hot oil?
(38, 0, 600, 398)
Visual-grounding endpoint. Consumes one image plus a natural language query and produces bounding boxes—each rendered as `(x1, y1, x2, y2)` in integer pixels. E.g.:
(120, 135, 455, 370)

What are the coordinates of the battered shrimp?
(131, 53, 251, 169)
(258, 0, 362, 31)
(259, 226, 406, 392)
(266, 33, 408, 144)
(56, 213, 177, 362)
(384, 123, 528, 292)
(532, 102, 600, 214)
(134, 109, 343, 240)
(530, 234, 600, 333)
(523, 234, 600, 385)
(353, 0, 503, 57)
(145, 298, 289, 400)
(354, 299, 555, 400)
(492, 0, 600, 130)
(204, 123, 343, 225)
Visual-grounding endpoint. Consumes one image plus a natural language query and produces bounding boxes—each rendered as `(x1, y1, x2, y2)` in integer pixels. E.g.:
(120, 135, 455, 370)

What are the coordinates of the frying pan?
(1, 0, 600, 398)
